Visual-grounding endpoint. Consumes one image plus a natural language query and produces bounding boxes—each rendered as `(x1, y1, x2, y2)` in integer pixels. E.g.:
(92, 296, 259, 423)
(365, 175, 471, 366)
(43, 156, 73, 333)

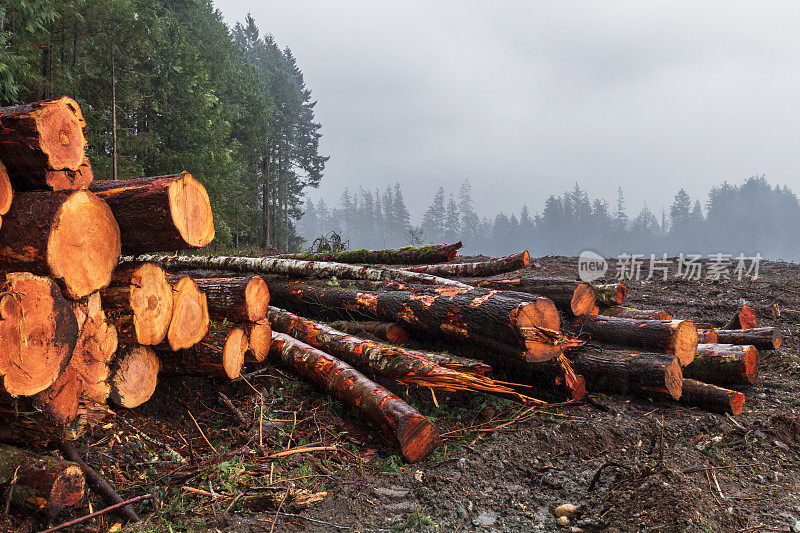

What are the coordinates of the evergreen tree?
(421, 187, 446, 243)
(444, 194, 460, 243)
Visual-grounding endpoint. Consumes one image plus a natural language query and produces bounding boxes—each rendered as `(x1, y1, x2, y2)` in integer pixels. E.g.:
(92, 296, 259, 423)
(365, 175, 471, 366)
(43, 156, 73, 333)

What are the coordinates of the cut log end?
(570, 282, 596, 316)
(246, 320, 272, 362)
(681, 379, 745, 415)
(168, 276, 210, 350)
(0, 161, 12, 216)
(168, 172, 215, 248)
(48, 190, 121, 298)
(45, 157, 93, 190)
(36, 96, 87, 171)
(397, 414, 439, 463)
(130, 263, 174, 345)
(223, 328, 248, 379)
(517, 298, 561, 333)
(110, 345, 160, 408)
(673, 320, 699, 366)
(49, 464, 86, 512)
(244, 275, 270, 322)
(664, 356, 684, 400)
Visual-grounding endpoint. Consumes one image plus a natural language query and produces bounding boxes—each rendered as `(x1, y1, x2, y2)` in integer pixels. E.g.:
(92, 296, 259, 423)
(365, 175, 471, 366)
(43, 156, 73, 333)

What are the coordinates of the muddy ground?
(10, 256, 800, 532)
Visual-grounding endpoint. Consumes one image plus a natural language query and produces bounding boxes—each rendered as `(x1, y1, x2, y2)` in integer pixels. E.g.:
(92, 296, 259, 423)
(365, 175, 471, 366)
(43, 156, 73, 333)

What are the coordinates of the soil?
(8, 256, 800, 533)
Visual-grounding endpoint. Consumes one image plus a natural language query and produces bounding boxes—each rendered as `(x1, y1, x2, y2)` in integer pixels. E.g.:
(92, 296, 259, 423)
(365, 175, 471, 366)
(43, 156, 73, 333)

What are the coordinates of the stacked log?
(276, 242, 462, 264)
(683, 344, 758, 385)
(400, 250, 530, 277)
(471, 278, 596, 316)
(714, 328, 781, 351)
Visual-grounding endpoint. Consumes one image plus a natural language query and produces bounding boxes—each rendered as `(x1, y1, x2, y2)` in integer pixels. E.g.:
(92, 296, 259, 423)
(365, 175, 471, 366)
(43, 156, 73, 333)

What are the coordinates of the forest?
(301, 175, 800, 259)
(0, 0, 326, 250)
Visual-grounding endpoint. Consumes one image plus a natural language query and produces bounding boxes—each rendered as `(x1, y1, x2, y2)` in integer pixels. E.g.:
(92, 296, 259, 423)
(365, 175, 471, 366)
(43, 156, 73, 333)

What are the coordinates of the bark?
(683, 343, 757, 385)
(156, 327, 247, 379)
(109, 345, 160, 408)
(0, 444, 85, 517)
(267, 306, 543, 404)
(276, 242, 462, 264)
(697, 329, 718, 344)
(472, 278, 596, 316)
(600, 307, 672, 320)
(193, 276, 270, 323)
(714, 328, 781, 351)
(0, 273, 78, 397)
(569, 348, 683, 399)
(593, 283, 627, 306)
(90, 173, 214, 253)
(573, 315, 698, 366)
(268, 332, 439, 462)
(0, 190, 120, 298)
(723, 304, 757, 330)
(330, 320, 410, 345)
(401, 251, 529, 277)
(102, 262, 173, 345)
(43, 156, 93, 191)
(678, 379, 745, 415)
(245, 320, 271, 362)
(166, 275, 210, 351)
(0, 97, 87, 190)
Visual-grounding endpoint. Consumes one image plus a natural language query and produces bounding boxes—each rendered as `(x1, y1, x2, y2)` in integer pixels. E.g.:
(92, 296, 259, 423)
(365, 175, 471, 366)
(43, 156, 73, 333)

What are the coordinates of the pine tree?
(444, 194, 460, 242)
(421, 187, 446, 243)
(458, 179, 479, 243)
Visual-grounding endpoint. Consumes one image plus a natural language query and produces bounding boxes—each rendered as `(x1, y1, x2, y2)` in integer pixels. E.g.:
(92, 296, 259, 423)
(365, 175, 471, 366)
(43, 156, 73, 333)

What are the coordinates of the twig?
(683, 463, 760, 474)
(118, 416, 186, 463)
(273, 511, 352, 530)
(588, 462, 628, 493)
(39, 494, 151, 533)
(3, 466, 19, 516)
(187, 408, 218, 454)
(60, 442, 139, 522)
(219, 392, 249, 426)
(267, 445, 337, 460)
(225, 493, 243, 513)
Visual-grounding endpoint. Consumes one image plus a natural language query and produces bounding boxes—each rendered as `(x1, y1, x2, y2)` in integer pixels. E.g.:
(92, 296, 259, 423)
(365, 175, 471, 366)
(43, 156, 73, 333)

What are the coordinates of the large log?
(102, 263, 173, 345)
(600, 306, 672, 320)
(0, 190, 120, 298)
(267, 306, 544, 404)
(593, 283, 627, 306)
(472, 278, 596, 316)
(43, 156, 93, 191)
(683, 343, 757, 385)
(714, 328, 781, 351)
(269, 332, 439, 462)
(0, 273, 78, 397)
(678, 379, 745, 415)
(0, 96, 87, 190)
(0, 444, 85, 517)
(0, 160, 12, 227)
(90, 172, 214, 252)
(697, 329, 718, 344)
(724, 304, 757, 330)
(193, 276, 269, 323)
(573, 315, 698, 366)
(401, 251, 529, 277)
(157, 327, 247, 379)
(330, 320, 410, 345)
(569, 348, 683, 399)
(245, 320, 272, 362)
(109, 345, 160, 408)
(166, 275, 210, 350)
(277, 242, 462, 264)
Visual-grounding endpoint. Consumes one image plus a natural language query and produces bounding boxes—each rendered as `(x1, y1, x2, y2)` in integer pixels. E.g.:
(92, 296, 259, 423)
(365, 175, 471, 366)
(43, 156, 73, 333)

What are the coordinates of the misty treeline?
(0, 2, 326, 249)
(301, 176, 800, 259)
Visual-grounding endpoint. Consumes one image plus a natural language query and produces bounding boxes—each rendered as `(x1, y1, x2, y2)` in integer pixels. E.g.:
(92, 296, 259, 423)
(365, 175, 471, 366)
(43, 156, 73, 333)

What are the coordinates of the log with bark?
(329, 320, 410, 345)
(245, 320, 272, 362)
(724, 304, 757, 330)
(90, 172, 214, 252)
(471, 278, 596, 316)
(0, 160, 12, 228)
(0, 190, 120, 298)
(677, 379, 745, 415)
(401, 251, 530, 278)
(268, 332, 439, 462)
(714, 328, 781, 351)
(593, 283, 627, 306)
(683, 343, 757, 385)
(109, 345, 160, 408)
(166, 275, 210, 350)
(569, 348, 683, 399)
(276, 242, 462, 264)
(0, 444, 85, 517)
(157, 327, 247, 379)
(0, 96, 88, 191)
(0, 273, 78, 397)
(267, 306, 545, 405)
(600, 307, 672, 320)
(102, 263, 174, 345)
(193, 276, 269, 323)
(573, 315, 698, 366)
(696, 329, 718, 344)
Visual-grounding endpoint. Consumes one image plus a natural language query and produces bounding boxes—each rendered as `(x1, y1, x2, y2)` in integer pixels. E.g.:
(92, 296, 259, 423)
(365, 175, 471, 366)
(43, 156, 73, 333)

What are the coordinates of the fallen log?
(102, 263, 173, 345)
(166, 275, 210, 350)
(593, 283, 627, 306)
(267, 306, 544, 405)
(724, 304, 757, 330)
(677, 379, 745, 415)
(714, 328, 781, 351)
(0, 161, 12, 227)
(0, 96, 87, 190)
(329, 320, 410, 345)
(0, 444, 85, 517)
(683, 343, 757, 385)
(245, 321, 272, 362)
(109, 345, 160, 408)
(600, 306, 672, 320)
(90, 172, 214, 252)
(573, 315, 698, 366)
(193, 276, 269, 323)
(0, 190, 120, 298)
(471, 278, 596, 316)
(268, 332, 439, 462)
(697, 329, 718, 344)
(157, 327, 247, 379)
(401, 251, 529, 277)
(569, 348, 683, 399)
(276, 242, 462, 264)
(0, 272, 78, 397)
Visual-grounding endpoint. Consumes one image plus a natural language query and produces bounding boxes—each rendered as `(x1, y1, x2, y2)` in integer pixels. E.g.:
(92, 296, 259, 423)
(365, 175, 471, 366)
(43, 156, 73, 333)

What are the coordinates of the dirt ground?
(11, 255, 800, 533)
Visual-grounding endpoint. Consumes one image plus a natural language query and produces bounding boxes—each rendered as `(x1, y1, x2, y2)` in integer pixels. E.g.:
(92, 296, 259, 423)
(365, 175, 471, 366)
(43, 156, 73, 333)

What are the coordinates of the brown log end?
(739, 304, 757, 329)
(741, 344, 758, 383)
(245, 275, 270, 322)
(396, 413, 439, 463)
(673, 320, 698, 366)
(35, 96, 87, 171)
(664, 356, 684, 400)
(0, 272, 78, 396)
(48, 463, 86, 514)
(168, 172, 215, 248)
(520, 250, 531, 267)
(168, 276, 210, 350)
(246, 320, 272, 362)
(129, 263, 174, 345)
(45, 156, 93, 191)
(697, 328, 718, 344)
(48, 190, 121, 298)
(729, 390, 746, 415)
(570, 282, 596, 316)
(385, 324, 409, 344)
(0, 161, 12, 216)
(109, 345, 160, 408)
(223, 328, 248, 379)
(516, 298, 561, 335)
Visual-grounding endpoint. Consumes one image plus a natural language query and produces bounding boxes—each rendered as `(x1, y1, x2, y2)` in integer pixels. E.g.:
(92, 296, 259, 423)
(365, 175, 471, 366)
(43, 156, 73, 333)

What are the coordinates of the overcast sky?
(216, 1, 800, 219)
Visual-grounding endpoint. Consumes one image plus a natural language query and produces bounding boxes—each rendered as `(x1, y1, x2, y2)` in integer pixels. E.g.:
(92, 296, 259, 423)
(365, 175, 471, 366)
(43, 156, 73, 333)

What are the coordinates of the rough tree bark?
(109, 345, 160, 408)
(600, 307, 672, 320)
(401, 251, 530, 277)
(102, 262, 173, 345)
(678, 379, 745, 415)
(568, 348, 683, 399)
(276, 242, 462, 264)
(157, 327, 247, 379)
(166, 275, 210, 351)
(329, 320, 410, 345)
(714, 328, 781, 351)
(91, 172, 215, 252)
(0, 190, 120, 298)
(193, 276, 269, 323)
(268, 332, 439, 462)
(471, 278, 596, 316)
(683, 343, 757, 385)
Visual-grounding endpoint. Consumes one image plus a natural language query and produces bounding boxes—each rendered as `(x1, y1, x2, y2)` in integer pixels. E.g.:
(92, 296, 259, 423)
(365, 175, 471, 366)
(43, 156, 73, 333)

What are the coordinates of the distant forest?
(301, 175, 800, 259)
